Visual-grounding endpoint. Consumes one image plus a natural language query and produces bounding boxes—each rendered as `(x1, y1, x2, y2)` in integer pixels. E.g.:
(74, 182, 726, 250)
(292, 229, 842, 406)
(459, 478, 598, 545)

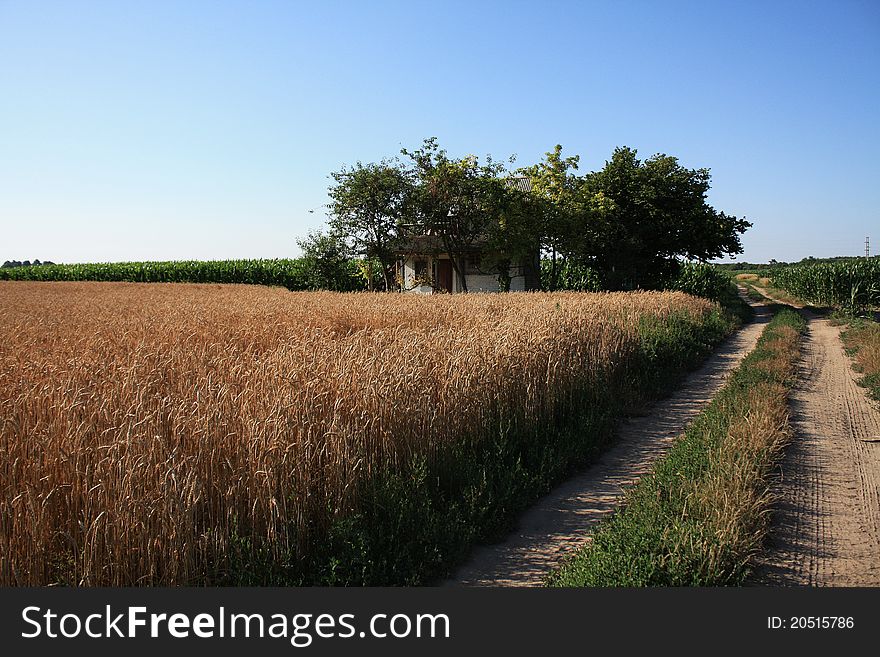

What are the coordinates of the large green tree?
(573, 147, 750, 289)
(401, 138, 510, 292)
(517, 144, 581, 290)
(327, 160, 412, 290)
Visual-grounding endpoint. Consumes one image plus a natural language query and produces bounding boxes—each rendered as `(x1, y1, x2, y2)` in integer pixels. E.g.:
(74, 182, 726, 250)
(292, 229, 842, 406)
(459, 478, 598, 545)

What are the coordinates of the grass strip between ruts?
(840, 317, 880, 404)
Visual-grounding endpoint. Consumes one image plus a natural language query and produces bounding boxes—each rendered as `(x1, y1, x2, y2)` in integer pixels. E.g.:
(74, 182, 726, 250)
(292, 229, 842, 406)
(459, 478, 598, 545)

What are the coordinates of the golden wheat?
(0, 281, 716, 585)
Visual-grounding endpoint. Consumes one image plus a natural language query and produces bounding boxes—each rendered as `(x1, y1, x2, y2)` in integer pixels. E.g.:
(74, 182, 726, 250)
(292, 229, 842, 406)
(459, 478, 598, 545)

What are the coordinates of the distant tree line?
(2, 259, 54, 268)
(717, 255, 872, 272)
(302, 137, 751, 292)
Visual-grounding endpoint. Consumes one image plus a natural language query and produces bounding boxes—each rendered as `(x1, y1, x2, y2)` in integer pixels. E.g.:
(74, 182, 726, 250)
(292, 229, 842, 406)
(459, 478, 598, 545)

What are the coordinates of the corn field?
(0, 281, 725, 585)
(667, 262, 730, 302)
(771, 258, 880, 310)
(542, 259, 730, 302)
(0, 258, 364, 291)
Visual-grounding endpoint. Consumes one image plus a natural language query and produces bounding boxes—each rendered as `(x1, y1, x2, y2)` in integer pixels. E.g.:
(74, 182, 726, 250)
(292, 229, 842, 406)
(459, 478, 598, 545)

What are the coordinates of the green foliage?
(666, 262, 731, 302)
(521, 146, 750, 292)
(571, 147, 751, 290)
(518, 145, 582, 290)
(540, 259, 601, 291)
(772, 257, 880, 312)
(315, 138, 748, 294)
(327, 160, 413, 290)
(549, 307, 806, 587)
(631, 308, 737, 395)
(296, 230, 365, 291)
(544, 259, 737, 309)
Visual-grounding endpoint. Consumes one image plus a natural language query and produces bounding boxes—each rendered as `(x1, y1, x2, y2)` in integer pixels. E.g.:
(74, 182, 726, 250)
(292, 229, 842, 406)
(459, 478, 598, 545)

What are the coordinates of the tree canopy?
(312, 138, 750, 292)
(327, 160, 412, 290)
(400, 137, 521, 292)
(567, 147, 752, 288)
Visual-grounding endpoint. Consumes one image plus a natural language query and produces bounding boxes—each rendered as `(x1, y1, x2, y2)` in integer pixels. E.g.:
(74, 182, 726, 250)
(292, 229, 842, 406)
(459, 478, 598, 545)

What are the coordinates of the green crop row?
(3, 258, 734, 302)
(771, 258, 880, 311)
(666, 262, 731, 303)
(542, 259, 731, 302)
(0, 259, 365, 291)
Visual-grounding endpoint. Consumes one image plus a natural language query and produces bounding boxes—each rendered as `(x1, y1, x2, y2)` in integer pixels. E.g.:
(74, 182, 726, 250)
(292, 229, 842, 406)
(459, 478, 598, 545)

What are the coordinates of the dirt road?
(445, 299, 772, 586)
(755, 305, 880, 586)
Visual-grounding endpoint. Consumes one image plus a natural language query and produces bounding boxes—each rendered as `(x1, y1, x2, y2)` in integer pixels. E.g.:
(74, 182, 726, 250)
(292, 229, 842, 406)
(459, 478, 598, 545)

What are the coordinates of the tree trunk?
(441, 234, 468, 293)
(450, 256, 468, 292)
(524, 253, 541, 291)
(496, 258, 511, 292)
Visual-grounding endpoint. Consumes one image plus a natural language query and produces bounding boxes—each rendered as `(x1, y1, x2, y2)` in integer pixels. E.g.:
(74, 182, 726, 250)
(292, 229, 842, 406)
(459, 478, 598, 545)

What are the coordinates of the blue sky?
(1, 0, 878, 264)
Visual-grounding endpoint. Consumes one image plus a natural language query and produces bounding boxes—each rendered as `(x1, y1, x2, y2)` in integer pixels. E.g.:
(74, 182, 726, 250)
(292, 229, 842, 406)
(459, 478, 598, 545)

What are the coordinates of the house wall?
(401, 259, 433, 294)
(464, 274, 499, 292)
(399, 255, 528, 293)
(463, 274, 527, 292)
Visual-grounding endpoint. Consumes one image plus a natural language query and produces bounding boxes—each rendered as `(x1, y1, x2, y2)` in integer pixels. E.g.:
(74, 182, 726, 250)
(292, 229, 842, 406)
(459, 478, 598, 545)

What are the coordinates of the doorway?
(435, 259, 453, 293)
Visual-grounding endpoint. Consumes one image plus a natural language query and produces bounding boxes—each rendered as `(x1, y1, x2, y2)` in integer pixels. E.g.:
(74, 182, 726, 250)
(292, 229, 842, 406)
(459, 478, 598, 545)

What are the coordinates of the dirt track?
(445, 299, 772, 587)
(755, 299, 880, 586)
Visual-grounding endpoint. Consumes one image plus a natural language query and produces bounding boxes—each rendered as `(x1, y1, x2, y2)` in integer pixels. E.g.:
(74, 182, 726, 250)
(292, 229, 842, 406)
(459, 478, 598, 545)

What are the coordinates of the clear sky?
(1, 0, 878, 264)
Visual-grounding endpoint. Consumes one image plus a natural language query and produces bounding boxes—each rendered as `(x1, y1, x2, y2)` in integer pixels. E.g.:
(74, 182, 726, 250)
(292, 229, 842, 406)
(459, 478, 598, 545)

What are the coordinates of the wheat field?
(0, 281, 720, 585)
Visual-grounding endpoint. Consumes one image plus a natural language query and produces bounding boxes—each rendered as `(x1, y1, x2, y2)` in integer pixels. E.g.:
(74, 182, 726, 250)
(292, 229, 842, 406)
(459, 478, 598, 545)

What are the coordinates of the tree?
(484, 178, 543, 291)
(518, 144, 581, 290)
(639, 153, 750, 262)
(327, 160, 412, 291)
(401, 138, 509, 292)
(574, 147, 750, 289)
(296, 229, 361, 291)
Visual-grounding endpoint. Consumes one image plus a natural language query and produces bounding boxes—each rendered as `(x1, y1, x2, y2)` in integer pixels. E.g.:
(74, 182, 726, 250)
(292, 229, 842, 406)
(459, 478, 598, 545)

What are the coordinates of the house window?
(413, 259, 429, 283)
(465, 255, 482, 275)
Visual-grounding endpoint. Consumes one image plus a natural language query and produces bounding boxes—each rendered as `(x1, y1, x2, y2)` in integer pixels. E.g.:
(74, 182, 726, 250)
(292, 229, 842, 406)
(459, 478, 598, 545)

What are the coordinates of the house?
(393, 235, 539, 293)
(392, 177, 541, 293)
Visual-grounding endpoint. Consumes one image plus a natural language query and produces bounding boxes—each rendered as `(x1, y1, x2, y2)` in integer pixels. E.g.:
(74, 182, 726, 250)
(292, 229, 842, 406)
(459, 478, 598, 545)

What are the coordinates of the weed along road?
(756, 304, 880, 586)
(446, 295, 772, 587)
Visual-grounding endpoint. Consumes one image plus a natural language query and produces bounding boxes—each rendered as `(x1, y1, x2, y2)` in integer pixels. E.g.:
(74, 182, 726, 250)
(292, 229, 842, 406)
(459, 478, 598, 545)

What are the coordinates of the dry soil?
(753, 292, 880, 586)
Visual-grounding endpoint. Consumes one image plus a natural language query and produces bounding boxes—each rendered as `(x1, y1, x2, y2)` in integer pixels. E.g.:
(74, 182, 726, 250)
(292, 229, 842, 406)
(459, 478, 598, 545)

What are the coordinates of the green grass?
(744, 286, 766, 302)
(719, 282, 754, 323)
(548, 306, 806, 587)
(839, 317, 880, 404)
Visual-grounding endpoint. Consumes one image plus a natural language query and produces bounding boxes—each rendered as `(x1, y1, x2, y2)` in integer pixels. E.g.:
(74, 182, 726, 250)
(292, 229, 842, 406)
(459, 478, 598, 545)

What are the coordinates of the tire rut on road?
(754, 301, 880, 586)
